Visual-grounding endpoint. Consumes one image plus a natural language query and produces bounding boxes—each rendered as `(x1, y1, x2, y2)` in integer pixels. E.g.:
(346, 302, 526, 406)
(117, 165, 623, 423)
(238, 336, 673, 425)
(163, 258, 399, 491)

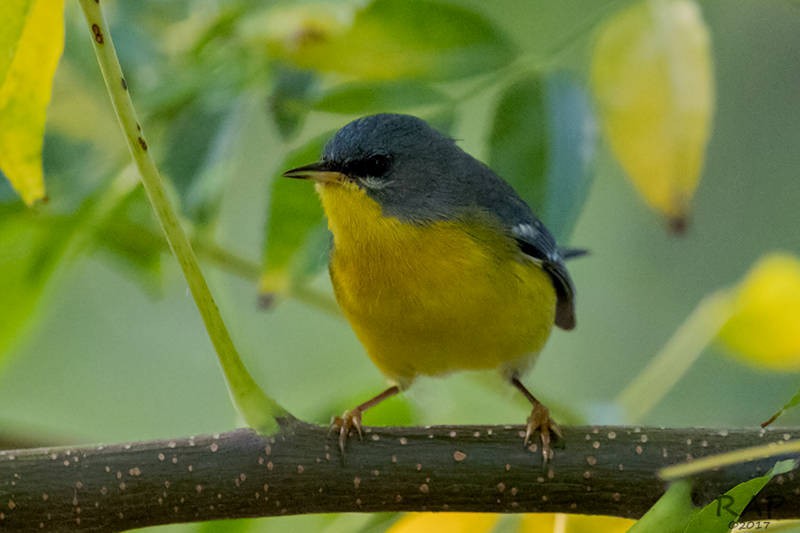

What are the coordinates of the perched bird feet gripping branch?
(330, 409, 363, 454)
(524, 400, 563, 464)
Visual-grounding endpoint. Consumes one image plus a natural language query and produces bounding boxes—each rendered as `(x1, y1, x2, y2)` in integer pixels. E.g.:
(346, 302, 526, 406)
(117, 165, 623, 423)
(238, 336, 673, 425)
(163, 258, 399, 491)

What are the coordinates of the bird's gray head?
(284, 113, 485, 222)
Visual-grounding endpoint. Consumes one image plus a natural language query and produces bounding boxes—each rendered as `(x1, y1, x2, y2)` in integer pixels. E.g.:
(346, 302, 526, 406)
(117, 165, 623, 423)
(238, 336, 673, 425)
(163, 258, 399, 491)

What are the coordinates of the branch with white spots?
(1, 422, 799, 531)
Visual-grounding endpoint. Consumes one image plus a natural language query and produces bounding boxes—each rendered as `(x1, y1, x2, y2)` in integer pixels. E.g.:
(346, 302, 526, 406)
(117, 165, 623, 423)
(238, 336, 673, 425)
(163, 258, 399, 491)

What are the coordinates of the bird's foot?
(330, 408, 363, 454)
(524, 402, 563, 464)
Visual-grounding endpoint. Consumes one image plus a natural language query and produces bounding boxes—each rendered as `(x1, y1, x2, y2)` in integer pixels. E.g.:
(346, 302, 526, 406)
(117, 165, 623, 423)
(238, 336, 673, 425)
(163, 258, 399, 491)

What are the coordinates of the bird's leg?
(331, 385, 401, 454)
(510, 376, 563, 463)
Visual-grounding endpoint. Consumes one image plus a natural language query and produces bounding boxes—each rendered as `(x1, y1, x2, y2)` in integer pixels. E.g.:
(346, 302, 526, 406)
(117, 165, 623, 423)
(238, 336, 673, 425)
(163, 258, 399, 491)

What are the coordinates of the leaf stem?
(104, 218, 342, 318)
(660, 440, 800, 481)
(78, 0, 289, 431)
(616, 290, 734, 423)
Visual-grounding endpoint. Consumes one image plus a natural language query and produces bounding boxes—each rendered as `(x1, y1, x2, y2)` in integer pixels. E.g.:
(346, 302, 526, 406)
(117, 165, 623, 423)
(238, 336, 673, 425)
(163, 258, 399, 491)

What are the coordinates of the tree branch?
(1, 422, 799, 531)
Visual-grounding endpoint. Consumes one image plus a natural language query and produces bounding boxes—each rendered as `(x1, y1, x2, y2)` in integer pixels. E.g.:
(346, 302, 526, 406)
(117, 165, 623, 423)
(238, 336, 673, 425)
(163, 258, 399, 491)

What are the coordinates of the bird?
(283, 113, 582, 462)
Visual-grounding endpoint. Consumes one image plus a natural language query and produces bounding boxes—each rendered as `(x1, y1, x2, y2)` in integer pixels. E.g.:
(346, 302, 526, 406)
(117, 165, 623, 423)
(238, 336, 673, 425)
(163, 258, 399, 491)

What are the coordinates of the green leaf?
(93, 186, 163, 294)
(269, 66, 317, 140)
(259, 133, 329, 300)
(426, 106, 458, 136)
(628, 480, 695, 533)
(314, 80, 449, 115)
(195, 517, 257, 533)
(0, 0, 66, 204)
(541, 73, 597, 239)
(184, 96, 254, 224)
(263, 0, 516, 81)
(0, 168, 140, 362)
(490, 74, 547, 219)
(489, 72, 596, 241)
(160, 100, 227, 208)
(0, 205, 74, 360)
(289, 222, 331, 287)
(684, 459, 797, 533)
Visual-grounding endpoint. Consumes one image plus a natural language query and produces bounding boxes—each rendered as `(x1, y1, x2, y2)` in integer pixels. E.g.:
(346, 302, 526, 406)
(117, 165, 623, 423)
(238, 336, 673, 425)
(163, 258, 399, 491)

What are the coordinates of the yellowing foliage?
(0, 0, 65, 205)
(591, 0, 714, 230)
(386, 513, 636, 533)
(717, 253, 800, 370)
(520, 513, 635, 532)
(387, 513, 499, 533)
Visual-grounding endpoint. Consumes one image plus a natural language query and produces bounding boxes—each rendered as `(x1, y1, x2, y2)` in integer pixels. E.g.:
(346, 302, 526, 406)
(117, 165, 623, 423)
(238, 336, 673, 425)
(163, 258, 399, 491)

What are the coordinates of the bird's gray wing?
(511, 221, 577, 330)
(471, 172, 578, 331)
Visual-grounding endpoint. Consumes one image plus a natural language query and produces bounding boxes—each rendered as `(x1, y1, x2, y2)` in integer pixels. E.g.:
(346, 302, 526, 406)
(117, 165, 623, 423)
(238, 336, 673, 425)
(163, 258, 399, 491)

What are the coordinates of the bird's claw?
(524, 402, 563, 464)
(330, 409, 363, 454)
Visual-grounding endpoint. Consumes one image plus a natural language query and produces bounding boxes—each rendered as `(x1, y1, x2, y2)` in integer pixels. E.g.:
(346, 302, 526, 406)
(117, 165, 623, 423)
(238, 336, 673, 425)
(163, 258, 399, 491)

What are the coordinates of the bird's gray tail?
(559, 247, 589, 260)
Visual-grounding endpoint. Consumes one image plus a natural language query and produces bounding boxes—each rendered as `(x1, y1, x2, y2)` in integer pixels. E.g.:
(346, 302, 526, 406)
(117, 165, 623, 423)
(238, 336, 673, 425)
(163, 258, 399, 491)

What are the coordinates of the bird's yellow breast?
(318, 182, 556, 387)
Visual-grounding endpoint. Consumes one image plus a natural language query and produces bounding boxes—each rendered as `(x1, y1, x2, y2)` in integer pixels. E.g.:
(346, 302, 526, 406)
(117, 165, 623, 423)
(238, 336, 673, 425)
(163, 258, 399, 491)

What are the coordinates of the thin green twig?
(102, 217, 342, 318)
(185, 234, 341, 319)
(78, 0, 290, 431)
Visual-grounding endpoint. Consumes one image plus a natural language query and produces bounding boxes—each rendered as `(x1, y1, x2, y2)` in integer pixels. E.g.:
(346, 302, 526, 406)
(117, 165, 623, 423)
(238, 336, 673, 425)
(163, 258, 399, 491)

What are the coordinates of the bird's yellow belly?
(319, 183, 556, 387)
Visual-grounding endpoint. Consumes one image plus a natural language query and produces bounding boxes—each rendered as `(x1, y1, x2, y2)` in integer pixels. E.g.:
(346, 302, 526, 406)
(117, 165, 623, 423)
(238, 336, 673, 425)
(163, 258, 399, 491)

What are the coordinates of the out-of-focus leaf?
(520, 513, 635, 532)
(160, 100, 227, 203)
(185, 6, 246, 59)
(47, 62, 123, 158)
(289, 223, 330, 287)
(717, 253, 800, 371)
(426, 107, 458, 136)
(627, 480, 694, 533)
(0, 167, 140, 363)
(542, 73, 597, 240)
(258, 0, 516, 81)
(0, 2, 32, 82)
(386, 513, 499, 533)
(591, 0, 714, 231)
(314, 80, 449, 115)
(162, 93, 271, 226)
(0, 206, 74, 359)
(490, 75, 547, 217)
(259, 133, 329, 300)
(184, 96, 252, 224)
(684, 459, 797, 533)
(195, 517, 256, 533)
(322, 385, 416, 428)
(93, 187, 163, 294)
(489, 72, 596, 241)
(269, 66, 317, 140)
(0, 0, 66, 205)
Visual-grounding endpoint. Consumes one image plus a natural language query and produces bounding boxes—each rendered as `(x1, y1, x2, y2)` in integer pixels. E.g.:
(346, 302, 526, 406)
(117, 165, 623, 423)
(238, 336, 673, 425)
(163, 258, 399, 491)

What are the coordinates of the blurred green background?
(1, 0, 799, 531)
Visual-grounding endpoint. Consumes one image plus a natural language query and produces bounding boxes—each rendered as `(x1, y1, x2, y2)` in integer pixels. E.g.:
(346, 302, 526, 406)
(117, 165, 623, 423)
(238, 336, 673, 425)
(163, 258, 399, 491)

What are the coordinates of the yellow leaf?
(520, 513, 636, 532)
(387, 513, 499, 533)
(591, 0, 714, 230)
(717, 253, 800, 370)
(0, 0, 65, 205)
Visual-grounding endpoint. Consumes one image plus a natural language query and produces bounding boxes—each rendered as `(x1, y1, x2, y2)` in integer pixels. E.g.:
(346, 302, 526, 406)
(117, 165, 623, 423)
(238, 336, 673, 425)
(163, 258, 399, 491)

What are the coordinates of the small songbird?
(283, 113, 581, 462)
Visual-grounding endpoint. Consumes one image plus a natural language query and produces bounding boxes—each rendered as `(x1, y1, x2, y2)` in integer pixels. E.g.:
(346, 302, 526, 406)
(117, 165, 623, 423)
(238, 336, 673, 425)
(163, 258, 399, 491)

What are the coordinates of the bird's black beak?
(282, 161, 346, 184)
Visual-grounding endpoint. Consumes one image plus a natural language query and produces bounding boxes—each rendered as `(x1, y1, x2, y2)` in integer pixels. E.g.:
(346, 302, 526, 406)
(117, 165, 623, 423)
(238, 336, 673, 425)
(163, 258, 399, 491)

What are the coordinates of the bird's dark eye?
(345, 154, 393, 178)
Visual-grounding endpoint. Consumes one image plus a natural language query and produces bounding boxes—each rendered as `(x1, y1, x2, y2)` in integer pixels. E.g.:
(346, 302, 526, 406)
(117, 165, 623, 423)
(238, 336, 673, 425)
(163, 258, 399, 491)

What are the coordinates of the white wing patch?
(512, 222, 538, 240)
(511, 222, 560, 263)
